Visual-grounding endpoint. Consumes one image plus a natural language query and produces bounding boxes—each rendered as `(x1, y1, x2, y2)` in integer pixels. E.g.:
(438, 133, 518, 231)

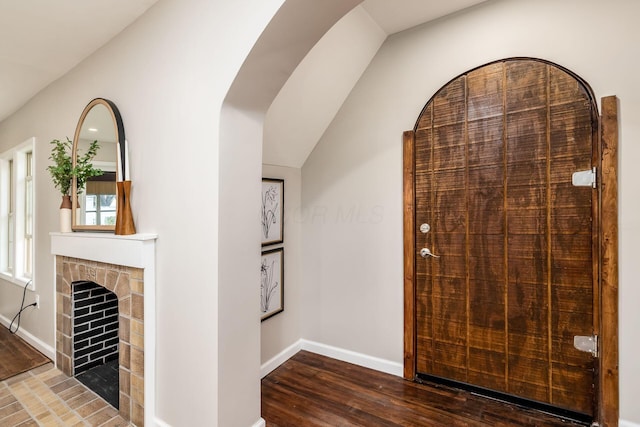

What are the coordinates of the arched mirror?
(71, 98, 125, 231)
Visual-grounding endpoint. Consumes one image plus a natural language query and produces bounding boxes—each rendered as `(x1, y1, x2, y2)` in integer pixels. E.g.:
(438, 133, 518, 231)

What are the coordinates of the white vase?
(59, 195, 72, 233)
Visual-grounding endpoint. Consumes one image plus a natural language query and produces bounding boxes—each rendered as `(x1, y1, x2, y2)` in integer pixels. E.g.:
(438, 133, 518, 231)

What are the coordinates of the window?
(6, 159, 14, 275)
(77, 165, 117, 226)
(24, 151, 33, 277)
(0, 138, 35, 288)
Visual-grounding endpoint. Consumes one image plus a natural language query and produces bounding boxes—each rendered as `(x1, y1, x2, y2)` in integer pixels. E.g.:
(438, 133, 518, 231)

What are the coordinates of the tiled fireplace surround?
(57, 256, 143, 423)
(51, 233, 156, 427)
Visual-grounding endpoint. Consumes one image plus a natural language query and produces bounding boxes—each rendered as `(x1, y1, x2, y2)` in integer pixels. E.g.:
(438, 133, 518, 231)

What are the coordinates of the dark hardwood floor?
(0, 325, 50, 381)
(262, 351, 585, 427)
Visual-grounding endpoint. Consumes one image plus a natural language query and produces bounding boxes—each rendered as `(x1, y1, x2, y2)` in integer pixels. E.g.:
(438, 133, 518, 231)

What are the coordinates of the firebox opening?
(72, 280, 119, 409)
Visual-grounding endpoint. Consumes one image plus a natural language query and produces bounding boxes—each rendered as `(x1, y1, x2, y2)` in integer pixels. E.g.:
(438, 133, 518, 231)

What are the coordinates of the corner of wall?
(0, 314, 55, 360)
(260, 164, 303, 365)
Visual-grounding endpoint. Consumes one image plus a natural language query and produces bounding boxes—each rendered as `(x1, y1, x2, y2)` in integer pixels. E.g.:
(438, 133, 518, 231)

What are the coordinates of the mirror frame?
(71, 98, 126, 232)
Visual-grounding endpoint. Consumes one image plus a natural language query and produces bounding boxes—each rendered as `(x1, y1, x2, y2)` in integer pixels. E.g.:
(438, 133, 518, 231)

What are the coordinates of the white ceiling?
(0, 0, 487, 137)
(264, 0, 489, 167)
(0, 0, 159, 122)
(362, 0, 488, 35)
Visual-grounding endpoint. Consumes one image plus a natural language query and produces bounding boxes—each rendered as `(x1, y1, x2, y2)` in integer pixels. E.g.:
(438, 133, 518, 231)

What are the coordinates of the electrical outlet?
(35, 294, 39, 309)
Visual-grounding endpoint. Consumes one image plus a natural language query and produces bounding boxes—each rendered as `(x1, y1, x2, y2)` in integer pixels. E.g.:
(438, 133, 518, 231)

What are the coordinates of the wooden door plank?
(403, 130, 416, 379)
(599, 95, 619, 427)
(407, 59, 606, 421)
(504, 63, 550, 404)
(547, 65, 597, 412)
(415, 115, 436, 376)
(468, 83, 505, 375)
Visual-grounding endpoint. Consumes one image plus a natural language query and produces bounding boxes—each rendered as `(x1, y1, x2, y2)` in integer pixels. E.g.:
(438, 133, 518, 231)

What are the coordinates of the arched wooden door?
(404, 59, 601, 420)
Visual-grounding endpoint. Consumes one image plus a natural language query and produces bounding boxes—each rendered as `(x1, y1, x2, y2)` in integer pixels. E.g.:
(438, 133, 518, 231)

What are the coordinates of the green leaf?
(47, 137, 102, 196)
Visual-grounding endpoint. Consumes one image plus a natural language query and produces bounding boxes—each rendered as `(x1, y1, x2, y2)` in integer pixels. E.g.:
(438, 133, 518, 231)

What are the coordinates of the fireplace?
(72, 280, 120, 407)
(72, 280, 119, 375)
(56, 256, 144, 424)
(51, 232, 156, 427)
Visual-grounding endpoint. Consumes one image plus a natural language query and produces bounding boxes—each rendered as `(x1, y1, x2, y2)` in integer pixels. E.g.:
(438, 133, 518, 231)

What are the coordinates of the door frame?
(403, 96, 619, 426)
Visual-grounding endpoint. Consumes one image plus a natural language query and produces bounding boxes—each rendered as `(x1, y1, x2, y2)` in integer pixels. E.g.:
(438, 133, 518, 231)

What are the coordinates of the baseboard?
(300, 339, 403, 377)
(261, 338, 403, 379)
(154, 416, 265, 426)
(620, 420, 640, 427)
(261, 340, 302, 378)
(0, 314, 55, 360)
(154, 418, 171, 427)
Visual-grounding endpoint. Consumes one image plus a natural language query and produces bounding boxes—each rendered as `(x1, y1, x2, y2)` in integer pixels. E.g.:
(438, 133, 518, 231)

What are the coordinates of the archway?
(218, 0, 361, 425)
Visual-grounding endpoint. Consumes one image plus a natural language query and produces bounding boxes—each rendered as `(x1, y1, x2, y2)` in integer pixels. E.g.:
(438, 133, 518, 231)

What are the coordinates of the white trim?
(0, 137, 36, 290)
(301, 339, 403, 377)
(153, 418, 172, 427)
(0, 274, 33, 290)
(50, 232, 158, 268)
(263, 338, 404, 378)
(142, 238, 157, 427)
(261, 340, 302, 378)
(153, 415, 265, 426)
(620, 420, 640, 427)
(50, 232, 157, 426)
(0, 313, 55, 360)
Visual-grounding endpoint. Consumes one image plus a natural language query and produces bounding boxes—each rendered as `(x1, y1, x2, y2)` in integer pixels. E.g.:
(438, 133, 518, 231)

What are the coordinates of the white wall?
(301, 0, 640, 423)
(218, 105, 266, 427)
(263, 5, 386, 168)
(0, 0, 287, 425)
(3, 0, 636, 424)
(1, 0, 369, 424)
(260, 164, 302, 364)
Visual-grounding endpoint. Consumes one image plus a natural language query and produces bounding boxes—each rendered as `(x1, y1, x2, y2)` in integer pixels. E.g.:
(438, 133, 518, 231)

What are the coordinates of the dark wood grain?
(599, 95, 619, 427)
(262, 351, 585, 427)
(403, 130, 416, 380)
(409, 59, 598, 417)
(0, 325, 50, 381)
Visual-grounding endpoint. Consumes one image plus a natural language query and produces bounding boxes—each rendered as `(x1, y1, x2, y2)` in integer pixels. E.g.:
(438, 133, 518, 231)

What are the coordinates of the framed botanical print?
(261, 178, 284, 246)
(261, 248, 284, 321)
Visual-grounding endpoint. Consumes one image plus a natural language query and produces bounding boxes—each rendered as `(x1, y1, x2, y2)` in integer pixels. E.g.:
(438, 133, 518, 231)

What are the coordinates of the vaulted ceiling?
(0, 0, 487, 157)
(0, 0, 159, 122)
(264, 0, 489, 167)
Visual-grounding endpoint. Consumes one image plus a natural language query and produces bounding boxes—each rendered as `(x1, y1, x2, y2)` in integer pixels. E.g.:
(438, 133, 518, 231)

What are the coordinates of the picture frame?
(261, 248, 284, 321)
(261, 178, 284, 246)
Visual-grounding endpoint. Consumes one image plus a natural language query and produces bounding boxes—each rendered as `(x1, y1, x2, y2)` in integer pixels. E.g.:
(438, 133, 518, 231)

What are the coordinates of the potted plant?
(47, 137, 102, 232)
(73, 139, 102, 195)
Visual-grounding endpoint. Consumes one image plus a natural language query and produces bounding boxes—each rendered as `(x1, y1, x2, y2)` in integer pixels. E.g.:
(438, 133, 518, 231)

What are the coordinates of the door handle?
(420, 248, 440, 258)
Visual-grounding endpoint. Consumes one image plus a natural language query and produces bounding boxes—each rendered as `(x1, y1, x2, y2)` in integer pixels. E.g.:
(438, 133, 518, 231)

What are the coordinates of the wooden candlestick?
(115, 180, 136, 235)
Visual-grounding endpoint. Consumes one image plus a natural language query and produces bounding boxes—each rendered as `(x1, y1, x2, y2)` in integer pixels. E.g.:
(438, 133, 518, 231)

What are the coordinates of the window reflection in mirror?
(80, 167, 117, 226)
(72, 99, 123, 231)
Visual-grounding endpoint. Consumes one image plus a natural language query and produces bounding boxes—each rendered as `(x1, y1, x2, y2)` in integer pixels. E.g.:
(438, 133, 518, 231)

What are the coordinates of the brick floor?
(0, 363, 130, 427)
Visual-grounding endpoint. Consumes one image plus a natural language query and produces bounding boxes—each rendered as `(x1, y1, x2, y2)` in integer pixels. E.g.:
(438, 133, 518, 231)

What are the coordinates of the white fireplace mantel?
(50, 231, 157, 425)
(50, 232, 157, 268)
